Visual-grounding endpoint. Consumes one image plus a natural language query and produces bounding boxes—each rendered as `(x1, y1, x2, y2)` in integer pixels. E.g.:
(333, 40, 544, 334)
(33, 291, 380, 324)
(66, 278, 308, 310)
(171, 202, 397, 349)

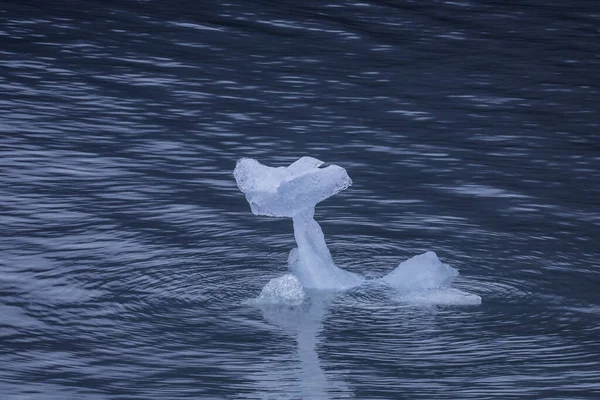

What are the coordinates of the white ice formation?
(234, 156, 352, 218)
(235, 156, 481, 306)
(383, 251, 481, 305)
(382, 251, 458, 290)
(251, 274, 306, 306)
(235, 157, 362, 290)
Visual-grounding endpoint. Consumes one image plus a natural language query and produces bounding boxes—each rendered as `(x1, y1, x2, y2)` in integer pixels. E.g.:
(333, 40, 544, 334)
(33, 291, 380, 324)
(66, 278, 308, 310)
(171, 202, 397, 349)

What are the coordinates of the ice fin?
(382, 251, 459, 290)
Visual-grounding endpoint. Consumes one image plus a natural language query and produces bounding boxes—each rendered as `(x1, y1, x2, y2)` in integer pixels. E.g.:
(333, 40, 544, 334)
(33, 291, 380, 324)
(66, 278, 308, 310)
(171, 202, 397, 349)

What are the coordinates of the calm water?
(1, 1, 599, 399)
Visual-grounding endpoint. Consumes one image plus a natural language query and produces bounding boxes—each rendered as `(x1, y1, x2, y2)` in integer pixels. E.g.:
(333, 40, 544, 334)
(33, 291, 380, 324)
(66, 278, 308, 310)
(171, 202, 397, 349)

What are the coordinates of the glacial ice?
(250, 274, 306, 306)
(235, 156, 480, 305)
(234, 156, 352, 218)
(234, 157, 362, 290)
(396, 287, 482, 306)
(382, 252, 482, 305)
(382, 251, 458, 290)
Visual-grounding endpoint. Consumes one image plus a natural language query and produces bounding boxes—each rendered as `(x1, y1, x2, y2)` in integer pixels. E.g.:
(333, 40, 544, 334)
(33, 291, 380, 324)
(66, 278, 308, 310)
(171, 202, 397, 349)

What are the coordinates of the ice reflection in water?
(257, 293, 349, 399)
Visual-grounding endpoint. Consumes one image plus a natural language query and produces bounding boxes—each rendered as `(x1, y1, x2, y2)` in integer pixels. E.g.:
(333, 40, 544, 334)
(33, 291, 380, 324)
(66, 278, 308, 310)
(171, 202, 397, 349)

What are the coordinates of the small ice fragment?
(382, 251, 459, 290)
(397, 287, 482, 306)
(252, 274, 306, 305)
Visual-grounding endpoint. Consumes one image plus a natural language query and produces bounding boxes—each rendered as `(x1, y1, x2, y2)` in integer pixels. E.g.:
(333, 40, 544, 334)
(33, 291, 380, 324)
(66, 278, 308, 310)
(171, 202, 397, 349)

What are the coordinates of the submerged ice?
(235, 156, 481, 306)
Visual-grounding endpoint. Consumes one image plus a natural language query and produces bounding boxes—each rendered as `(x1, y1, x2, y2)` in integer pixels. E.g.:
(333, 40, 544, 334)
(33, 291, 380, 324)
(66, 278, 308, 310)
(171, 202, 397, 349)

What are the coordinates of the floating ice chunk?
(233, 156, 352, 217)
(235, 157, 479, 303)
(382, 252, 481, 306)
(382, 251, 459, 290)
(397, 288, 482, 306)
(251, 274, 306, 305)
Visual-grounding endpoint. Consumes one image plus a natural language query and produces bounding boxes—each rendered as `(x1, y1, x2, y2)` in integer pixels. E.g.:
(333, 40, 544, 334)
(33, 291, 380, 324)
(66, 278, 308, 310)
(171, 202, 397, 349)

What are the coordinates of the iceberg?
(235, 156, 480, 305)
(234, 157, 362, 290)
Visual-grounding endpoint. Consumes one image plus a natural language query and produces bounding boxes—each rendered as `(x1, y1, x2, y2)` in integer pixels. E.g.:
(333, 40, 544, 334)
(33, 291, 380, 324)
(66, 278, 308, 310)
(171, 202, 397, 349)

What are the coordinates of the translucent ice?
(383, 251, 482, 305)
(234, 156, 352, 218)
(235, 157, 480, 303)
(234, 157, 362, 290)
(382, 251, 458, 290)
(396, 288, 482, 306)
(250, 274, 306, 306)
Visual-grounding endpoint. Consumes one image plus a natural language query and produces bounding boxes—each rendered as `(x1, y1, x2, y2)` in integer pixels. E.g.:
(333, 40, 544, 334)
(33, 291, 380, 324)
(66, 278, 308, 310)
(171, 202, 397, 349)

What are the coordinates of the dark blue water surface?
(1, 1, 599, 399)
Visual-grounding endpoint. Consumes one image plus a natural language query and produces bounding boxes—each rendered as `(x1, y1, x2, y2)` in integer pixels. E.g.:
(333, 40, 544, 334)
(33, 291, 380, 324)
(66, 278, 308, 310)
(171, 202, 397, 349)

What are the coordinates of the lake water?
(1, 1, 599, 399)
